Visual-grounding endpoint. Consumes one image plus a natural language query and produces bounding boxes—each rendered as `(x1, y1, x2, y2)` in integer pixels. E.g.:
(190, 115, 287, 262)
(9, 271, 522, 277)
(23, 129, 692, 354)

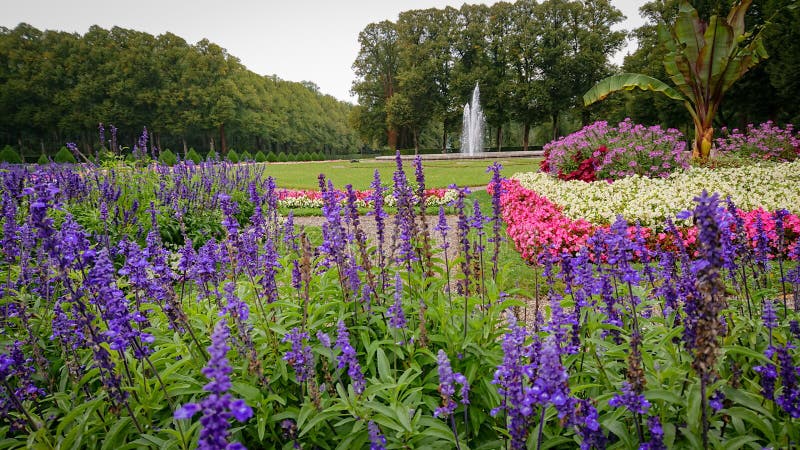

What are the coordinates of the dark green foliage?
(54, 146, 77, 163)
(206, 151, 219, 162)
(0, 24, 360, 155)
(37, 153, 49, 165)
(315, 151, 325, 161)
(240, 150, 253, 161)
(158, 149, 178, 166)
(270, 151, 281, 162)
(185, 148, 203, 164)
(0, 146, 23, 164)
(226, 150, 240, 163)
(254, 151, 267, 162)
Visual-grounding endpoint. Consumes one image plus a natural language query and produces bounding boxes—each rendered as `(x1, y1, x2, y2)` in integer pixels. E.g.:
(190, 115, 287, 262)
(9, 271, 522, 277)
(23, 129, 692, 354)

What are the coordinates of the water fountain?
(375, 81, 543, 161)
(461, 83, 485, 156)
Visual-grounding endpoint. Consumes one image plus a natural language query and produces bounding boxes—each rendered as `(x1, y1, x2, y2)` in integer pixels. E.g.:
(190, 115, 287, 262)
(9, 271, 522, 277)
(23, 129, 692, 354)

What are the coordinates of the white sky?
(1, 0, 648, 103)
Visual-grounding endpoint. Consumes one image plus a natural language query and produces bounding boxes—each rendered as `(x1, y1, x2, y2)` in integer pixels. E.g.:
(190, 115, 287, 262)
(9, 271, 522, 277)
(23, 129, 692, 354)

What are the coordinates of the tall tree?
(351, 21, 399, 149)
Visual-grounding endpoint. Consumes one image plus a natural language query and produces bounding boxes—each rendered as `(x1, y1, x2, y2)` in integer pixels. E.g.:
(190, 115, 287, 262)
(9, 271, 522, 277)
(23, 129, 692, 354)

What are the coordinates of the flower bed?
(4, 156, 800, 448)
(502, 161, 800, 259)
(716, 121, 800, 162)
(276, 187, 458, 209)
(541, 119, 689, 182)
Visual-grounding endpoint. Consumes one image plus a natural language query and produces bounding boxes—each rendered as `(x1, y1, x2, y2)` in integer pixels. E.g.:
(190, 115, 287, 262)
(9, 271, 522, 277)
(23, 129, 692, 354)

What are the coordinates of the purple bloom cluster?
(434, 350, 469, 418)
(282, 328, 314, 383)
(715, 121, 800, 162)
(335, 321, 366, 395)
(609, 381, 650, 415)
(368, 420, 387, 450)
(174, 320, 253, 449)
(543, 118, 688, 181)
(387, 273, 407, 330)
(639, 416, 666, 450)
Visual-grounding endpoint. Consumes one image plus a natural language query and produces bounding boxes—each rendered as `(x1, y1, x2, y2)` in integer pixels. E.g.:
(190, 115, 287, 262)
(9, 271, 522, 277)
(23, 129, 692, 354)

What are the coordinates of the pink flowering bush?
(715, 121, 800, 162)
(541, 119, 689, 182)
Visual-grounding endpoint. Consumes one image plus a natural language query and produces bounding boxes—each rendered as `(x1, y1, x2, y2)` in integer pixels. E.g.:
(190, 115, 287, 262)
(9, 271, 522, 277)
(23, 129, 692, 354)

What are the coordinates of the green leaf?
(298, 410, 342, 437)
(645, 389, 684, 406)
(721, 434, 761, 450)
(100, 417, 132, 450)
(583, 74, 685, 106)
(726, 407, 775, 441)
(376, 348, 392, 383)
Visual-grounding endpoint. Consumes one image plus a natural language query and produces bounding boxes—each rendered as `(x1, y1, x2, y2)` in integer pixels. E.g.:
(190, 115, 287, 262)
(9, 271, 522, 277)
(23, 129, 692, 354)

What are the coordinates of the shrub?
(0, 146, 23, 164)
(541, 119, 689, 182)
(54, 146, 77, 163)
(715, 121, 800, 162)
(266, 151, 278, 162)
(37, 154, 50, 165)
(314, 151, 325, 161)
(158, 149, 178, 166)
(254, 151, 267, 163)
(226, 149, 240, 163)
(277, 151, 288, 162)
(185, 148, 203, 164)
(206, 151, 219, 162)
(240, 150, 253, 162)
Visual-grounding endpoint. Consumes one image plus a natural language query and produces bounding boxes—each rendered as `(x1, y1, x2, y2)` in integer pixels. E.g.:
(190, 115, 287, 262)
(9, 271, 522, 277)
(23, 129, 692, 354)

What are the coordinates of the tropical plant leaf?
(583, 73, 685, 106)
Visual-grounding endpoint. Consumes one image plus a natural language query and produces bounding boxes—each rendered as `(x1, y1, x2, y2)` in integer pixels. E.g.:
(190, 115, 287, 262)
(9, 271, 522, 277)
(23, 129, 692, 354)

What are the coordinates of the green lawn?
(261, 158, 540, 190)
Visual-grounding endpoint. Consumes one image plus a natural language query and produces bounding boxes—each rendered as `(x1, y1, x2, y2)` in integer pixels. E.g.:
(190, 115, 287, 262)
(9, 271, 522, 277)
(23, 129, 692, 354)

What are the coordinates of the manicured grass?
(262, 158, 540, 190)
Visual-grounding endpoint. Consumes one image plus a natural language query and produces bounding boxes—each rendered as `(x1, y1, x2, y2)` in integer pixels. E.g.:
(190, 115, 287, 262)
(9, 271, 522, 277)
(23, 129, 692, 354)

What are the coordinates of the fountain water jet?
(461, 83, 485, 156)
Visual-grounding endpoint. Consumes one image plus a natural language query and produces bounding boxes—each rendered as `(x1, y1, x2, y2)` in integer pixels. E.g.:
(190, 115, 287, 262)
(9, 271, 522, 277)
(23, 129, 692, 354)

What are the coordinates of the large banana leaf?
(583, 73, 685, 106)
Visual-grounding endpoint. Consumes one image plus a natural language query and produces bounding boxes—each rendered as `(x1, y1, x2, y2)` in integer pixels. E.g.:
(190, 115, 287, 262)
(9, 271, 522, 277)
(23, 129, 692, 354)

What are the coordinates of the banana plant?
(583, 0, 768, 161)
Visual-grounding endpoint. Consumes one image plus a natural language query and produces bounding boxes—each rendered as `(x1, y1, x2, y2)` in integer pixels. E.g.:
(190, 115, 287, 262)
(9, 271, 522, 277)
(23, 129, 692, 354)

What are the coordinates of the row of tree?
(350, 0, 799, 152)
(0, 24, 361, 159)
(350, 0, 626, 152)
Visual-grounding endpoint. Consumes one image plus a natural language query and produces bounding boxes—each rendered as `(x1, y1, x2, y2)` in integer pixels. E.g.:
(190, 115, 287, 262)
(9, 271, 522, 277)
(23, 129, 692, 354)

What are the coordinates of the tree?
(351, 21, 399, 149)
(584, 0, 768, 160)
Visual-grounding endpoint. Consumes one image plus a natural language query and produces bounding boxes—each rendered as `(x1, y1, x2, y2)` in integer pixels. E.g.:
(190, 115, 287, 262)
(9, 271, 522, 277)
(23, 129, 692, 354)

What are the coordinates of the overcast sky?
(1, 0, 648, 103)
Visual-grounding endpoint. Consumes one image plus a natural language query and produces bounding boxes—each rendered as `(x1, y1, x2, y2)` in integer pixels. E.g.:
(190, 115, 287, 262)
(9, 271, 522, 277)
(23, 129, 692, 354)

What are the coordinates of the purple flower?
(387, 273, 407, 330)
(709, 389, 725, 412)
(174, 321, 253, 450)
(368, 421, 387, 450)
(335, 321, 366, 395)
(776, 344, 800, 418)
(434, 350, 470, 418)
(491, 316, 530, 449)
(282, 328, 314, 383)
(317, 331, 331, 349)
(609, 382, 650, 415)
(639, 415, 666, 450)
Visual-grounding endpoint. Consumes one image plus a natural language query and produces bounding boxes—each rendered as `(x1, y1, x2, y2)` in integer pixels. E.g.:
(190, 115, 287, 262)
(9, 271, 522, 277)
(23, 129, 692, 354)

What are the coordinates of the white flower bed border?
(513, 161, 800, 230)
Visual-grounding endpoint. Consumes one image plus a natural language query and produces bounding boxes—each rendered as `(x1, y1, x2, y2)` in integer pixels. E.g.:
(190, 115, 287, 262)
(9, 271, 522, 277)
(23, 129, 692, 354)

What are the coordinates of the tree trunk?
(552, 112, 559, 141)
(182, 137, 188, 155)
(388, 129, 398, 151)
(209, 136, 215, 154)
(219, 123, 228, 155)
(523, 122, 530, 151)
(692, 123, 714, 161)
(413, 129, 419, 155)
(441, 124, 447, 154)
(496, 125, 502, 152)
